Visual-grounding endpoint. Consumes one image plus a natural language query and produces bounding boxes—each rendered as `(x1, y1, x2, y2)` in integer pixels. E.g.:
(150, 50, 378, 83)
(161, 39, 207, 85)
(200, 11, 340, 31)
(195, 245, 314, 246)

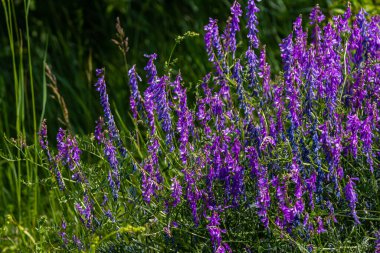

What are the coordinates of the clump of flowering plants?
(39, 1, 380, 252)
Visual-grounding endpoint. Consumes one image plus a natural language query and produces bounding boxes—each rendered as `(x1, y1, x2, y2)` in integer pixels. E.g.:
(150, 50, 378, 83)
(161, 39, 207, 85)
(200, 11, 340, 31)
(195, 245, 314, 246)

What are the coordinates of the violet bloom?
(144, 53, 158, 85)
(94, 117, 105, 144)
(257, 165, 270, 228)
(346, 113, 360, 158)
(375, 230, 380, 253)
(321, 24, 342, 116)
(280, 34, 301, 128)
(309, 5, 325, 25)
(72, 235, 84, 250)
(326, 201, 337, 224)
(152, 76, 173, 148)
(173, 74, 193, 164)
(184, 170, 201, 225)
(246, 47, 258, 90)
(204, 18, 224, 63)
(104, 139, 120, 200)
(222, 1, 242, 57)
(95, 68, 126, 157)
(291, 158, 304, 215)
(309, 5, 324, 47)
(128, 65, 143, 119)
(316, 216, 327, 234)
(361, 116, 373, 172)
(305, 172, 317, 211)
(59, 220, 68, 246)
(344, 177, 360, 224)
(75, 194, 93, 229)
(259, 47, 271, 98)
(232, 60, 248, 115)
(170, 177, 182, 207)
(142, 161, 155, 203)
(231, 138, 244, 205)
(39, 119, 52, 161)
(246, 0, 260, 48)
(246, 146, 259, 177)
(144, 89, 156, 135)
(207, 211, 226, 252)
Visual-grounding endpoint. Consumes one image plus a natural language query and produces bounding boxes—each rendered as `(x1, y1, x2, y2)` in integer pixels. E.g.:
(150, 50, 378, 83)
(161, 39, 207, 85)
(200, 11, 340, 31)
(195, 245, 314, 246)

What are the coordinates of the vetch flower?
(246, 0, 260, 48)
(95, 68, 126, 157)
(170, 177, 183, 207)
(344, 177, 360, 224)
(128, 65, 143, 119)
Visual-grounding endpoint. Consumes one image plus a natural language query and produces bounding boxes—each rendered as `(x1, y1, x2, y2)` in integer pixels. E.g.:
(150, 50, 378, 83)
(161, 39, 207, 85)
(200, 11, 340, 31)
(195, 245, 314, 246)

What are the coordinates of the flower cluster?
(39, 1, 379, 251)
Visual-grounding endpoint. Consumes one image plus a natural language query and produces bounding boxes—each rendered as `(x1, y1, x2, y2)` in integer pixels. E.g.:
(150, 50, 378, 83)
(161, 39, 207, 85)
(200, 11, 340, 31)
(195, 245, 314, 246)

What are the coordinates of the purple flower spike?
(95, 68, 126, 157)
(222, 1, 242, 57)
(128, 65, 143, 119)
(259, 46, 271, 98)
(257, 165, 270, 227)
(75, 194, 93, 229)
(39, 119, 53, 162)
(170, 177, 183, 207)
(207, 211, 226, 252)
(173, 74, 193, 164)
(316, 216, 327, 234)
(204, 18, 224, 63)
(346, 114, 360, 158)
(344, 177, 360, 224)
(309, 5, 325, 25)
(144, 53, 158, 85)
(246, 0, 260, 48)
(94, 117, 105, 144)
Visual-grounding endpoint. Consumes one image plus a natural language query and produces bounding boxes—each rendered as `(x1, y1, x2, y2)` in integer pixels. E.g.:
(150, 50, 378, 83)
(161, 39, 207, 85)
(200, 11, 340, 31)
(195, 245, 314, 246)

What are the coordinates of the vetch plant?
(39, 1, 380, 251)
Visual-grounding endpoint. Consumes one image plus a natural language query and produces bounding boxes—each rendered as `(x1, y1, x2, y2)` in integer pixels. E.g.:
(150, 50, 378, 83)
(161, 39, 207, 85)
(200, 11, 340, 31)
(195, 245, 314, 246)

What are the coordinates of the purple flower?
(170, 177, 182, 207)
(375, 230, 380, 253)
(222, 1, 242, 57)
(144, 89, 156, 135)
(75, 194, 93, 229)
(104, 139, 120, 200)
(291, 158, 304, 215)
(259, 47, 271, 98)
(309, 5, 325, 25)
(246, 0, 260, 48)
(128, 65, 143, 119)
(183, 170, 201, 225)
(173, 74, 193, 164)
(95, 68, 126, 157)
(145, 72, 173, 149)
(246, 146, 259, 177)
(142, 161, 155, 203)
(361, 115, 373, 172)
(72, 235, 84, 250)
(305, 172, 317, 210)
(207, 211, 226, 252)
(326, 201, 337, 224)
(59, 221, 68, 246)
(344, 177, 360, 224)
(204, 18, 224, 63)
(144, 53, 158, 85)
(280, 34, 301, 128)
(245, 48, 258, 90)
(257, 165, 270, 227)
(39, 119, 55, 165)
(316, 216, 327, 234)
(94, 117, 105, 144)
(346, 113, 361, 158)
